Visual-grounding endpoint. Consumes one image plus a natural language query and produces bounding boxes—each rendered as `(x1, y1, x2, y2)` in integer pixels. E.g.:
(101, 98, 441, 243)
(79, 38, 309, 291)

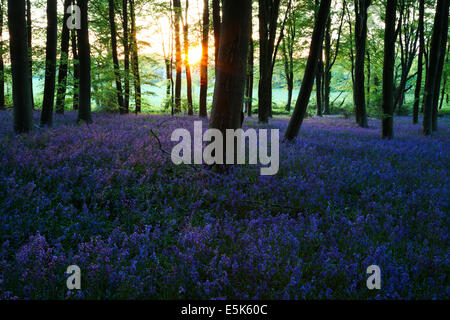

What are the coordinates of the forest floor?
(0, 111, 448, 299)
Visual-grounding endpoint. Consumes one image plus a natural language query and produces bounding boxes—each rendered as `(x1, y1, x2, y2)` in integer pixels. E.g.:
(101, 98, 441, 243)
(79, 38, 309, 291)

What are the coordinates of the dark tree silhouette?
(55, 0, 72, 115)
(173, 0, 182, 113)
(40, 0, 58, 127)
(413, 0, 425, 124)
(122, 0, 130, 114)
(8, 0, 33, 133)
(183, 0, 193, 115)
(423, 0, 449, 135)
(76, 0, 92, 123)
(130, 0, 141, 114)
(199, 0, 209, 118)
(108, 0, 124, 112)
(381, 0, 397, 139)
(284, 0, 332, 141)
(26, 0, 34, 110)
(212, 0, 221, 68)
(246, 30, 254, 117)
(0, 0, 5, 110)
(210, 0, 252, 134)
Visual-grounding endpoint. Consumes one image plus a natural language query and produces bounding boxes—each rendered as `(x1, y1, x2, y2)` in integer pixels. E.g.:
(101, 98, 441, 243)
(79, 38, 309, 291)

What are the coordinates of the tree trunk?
(381, 0, 397, 139)
(8, 0, 33, 133)
(413, 0, 425, 124)
(316, 48, 324, 117)
(122, 0, 130, 114)
(71, 24, 79, 111)
(439, 45, 449, 110)
(423, 0, 449, 135)
(130, 0, 141, 114)
(210, 0, 252, 135)
(173, 0, 182, 113)
(108, 0, 124, 112)
(284, 0, 332, 141)
(55, 0, 72, 115)
(199, 0, 209, 118)
(258, 0, 281, 123)
(353, 0, 370, 128)
(212, 0, 221, 68)
(245, 34, 254, 117)
(26, 0, 34, 110)
(323, 17, 332, 115)
(183, 0, 193, 115)
(0, 0, 5, 110)
(76, 0, 92, 123)
(40, 0, 58, 127)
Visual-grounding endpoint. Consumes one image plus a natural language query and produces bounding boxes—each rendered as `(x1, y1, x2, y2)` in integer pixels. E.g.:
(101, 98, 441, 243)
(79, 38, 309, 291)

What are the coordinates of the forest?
(0, 0, 448, 300)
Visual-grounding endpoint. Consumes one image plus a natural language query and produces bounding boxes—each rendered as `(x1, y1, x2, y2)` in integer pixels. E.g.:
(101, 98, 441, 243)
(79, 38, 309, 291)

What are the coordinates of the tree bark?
(26, 0, 34, 110)
(284, 0, 332, 141)
(108, 0, 124, 112)
(423, 0, 449, 135)
(55, 0, 72, 115)
(183, 0, 193, 115)
(413, 0, 424, 124)
(212, 0, 221, 68)
(245, 33, 254, 117)
(71, 24, 79, 111)
(40, 0, 58, 127)
(199, 0, 209, 118)
(258, 0, 281, 123)
(210, 0, 252, 134)
(381, 0, 397, 139)
(353, 0, 370, 128)
(173, 0, 182, 113)
(76, 0, 92, 123)
(0, 0, 4, 110)
(8, 0, 33, 133)
(130, 0, 141, 114)
(122, 0, 130, 114)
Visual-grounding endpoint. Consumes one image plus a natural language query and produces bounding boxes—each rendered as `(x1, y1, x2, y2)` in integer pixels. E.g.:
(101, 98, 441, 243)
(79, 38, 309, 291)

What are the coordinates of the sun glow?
(186, 46, 203, 65)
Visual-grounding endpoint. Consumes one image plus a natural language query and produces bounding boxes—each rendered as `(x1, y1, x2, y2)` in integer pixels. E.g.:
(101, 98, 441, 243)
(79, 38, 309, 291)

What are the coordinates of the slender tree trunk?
(0, 0, 5, 110)
(108, 0, 124, 112)
(245, 34, 254, 117)
(439, 45, 449, 110)
(381, 0, 397, 139)
(423, 0, 449, 135)
(55, 0, 72, 115)
(26, 0, 34, 110)
(210, 0, 252, 135)
(40, 0, 58, 127)
(8, 0, 33, 133)
(173, 0, 182, 113)
(323, 17, 332, 115)
(77, 0, 92, 123)
(122, 0, 130, 114)
(130, 0, 141, 114)
(183, 0, 193, 115)
(199, 0, 209, 117)
(353, 0, 370, 128)
(413, 0, 424, 124)
(212, 0, 221, 68)
(284, 0, 332, 141)
(71, 25, 79, 111)
(316, 48, 324, 117)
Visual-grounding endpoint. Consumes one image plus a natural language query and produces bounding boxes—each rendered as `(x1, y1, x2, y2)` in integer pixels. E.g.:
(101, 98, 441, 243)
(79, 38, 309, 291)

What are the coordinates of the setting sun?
(186, 46, 203, 65)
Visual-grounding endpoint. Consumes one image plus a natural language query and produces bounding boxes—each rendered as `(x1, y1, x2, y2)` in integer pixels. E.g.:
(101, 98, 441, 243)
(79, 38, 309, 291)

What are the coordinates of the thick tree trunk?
(122, 0, 130, 114)
(0, 0, 4, 110)
(71, 25, 79, 111)
(284, 0, 332, 141)
(423, 0, 449, 135)
(245, 34, 254, 117)
(199, 0, 209, 117)
(210, 0, 252, 134)
(26, 0, 34, 110)
(55, 0, 72, 115)
(183, 0, 193, 116)
(8, 0, 33, 133)
(413, 0, 424, 124)
(381, 0, 397, 139)
(40, 0, 58, 127)
(108, 0, 124, 112)
(173, 0, 182, 113)
(353, 0, 370, 128)
(258, 0, 281, 123)
(130, 0, 141, 114)
(76, 0, 92, 123)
